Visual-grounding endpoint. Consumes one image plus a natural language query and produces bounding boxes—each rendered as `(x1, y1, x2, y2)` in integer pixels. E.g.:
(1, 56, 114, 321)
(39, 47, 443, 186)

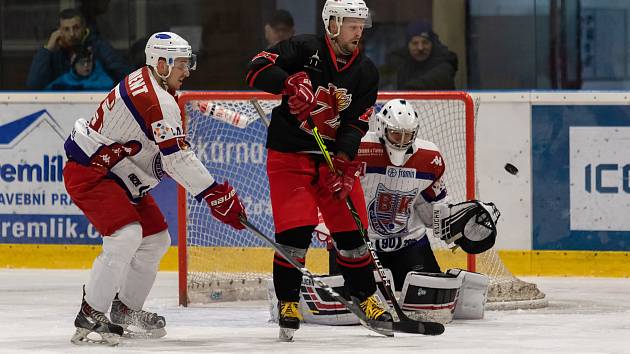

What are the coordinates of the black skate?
(70, 294, 123, 346)
(278, 301, 302, 342)
(110, 295, 166, 339)
(360, 294, 393, 322)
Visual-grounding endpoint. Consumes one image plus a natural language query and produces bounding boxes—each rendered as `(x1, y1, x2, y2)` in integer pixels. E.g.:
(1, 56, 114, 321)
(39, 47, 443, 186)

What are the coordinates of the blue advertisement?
(0, 104, 179, 245)
(532, 105, 630, 250)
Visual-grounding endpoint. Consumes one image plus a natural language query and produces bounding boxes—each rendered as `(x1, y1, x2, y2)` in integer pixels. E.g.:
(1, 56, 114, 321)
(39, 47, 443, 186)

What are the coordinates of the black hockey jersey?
(245, 34, 379, 159)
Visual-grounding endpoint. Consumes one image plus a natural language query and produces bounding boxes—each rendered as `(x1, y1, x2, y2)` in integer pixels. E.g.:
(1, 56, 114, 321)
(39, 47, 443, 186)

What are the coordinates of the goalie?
(273, 99, 500, 325)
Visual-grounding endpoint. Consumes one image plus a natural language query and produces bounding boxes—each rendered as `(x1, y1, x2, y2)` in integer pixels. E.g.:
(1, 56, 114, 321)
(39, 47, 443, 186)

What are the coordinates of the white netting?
(180, 93, 546, 309)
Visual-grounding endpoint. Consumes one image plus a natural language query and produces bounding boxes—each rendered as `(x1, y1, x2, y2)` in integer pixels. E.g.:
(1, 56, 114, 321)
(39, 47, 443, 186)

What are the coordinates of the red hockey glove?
(203, 181, 245, 230)
(324, 156, 363, 200)
(282, 71, 316, 121)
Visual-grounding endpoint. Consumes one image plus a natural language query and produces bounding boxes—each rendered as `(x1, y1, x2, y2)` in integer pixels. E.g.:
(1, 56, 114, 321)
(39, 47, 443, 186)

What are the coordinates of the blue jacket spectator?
(45, 47, 114, 91)
(26, 8, 130, 89)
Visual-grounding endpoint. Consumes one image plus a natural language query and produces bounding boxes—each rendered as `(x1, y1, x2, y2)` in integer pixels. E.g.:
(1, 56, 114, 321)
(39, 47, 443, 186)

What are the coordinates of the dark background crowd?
(0, 0, 623, 91)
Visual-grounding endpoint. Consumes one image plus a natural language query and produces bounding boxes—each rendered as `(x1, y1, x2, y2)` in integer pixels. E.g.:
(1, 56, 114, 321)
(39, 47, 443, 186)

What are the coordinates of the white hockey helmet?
(375, 99, 420, 166)
(145, 32, 197, 79)
(322, 0, 371, 38)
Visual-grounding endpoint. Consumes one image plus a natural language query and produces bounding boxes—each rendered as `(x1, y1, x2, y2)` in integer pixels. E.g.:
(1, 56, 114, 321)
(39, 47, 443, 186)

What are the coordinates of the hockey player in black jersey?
(245, 0, 389, 341)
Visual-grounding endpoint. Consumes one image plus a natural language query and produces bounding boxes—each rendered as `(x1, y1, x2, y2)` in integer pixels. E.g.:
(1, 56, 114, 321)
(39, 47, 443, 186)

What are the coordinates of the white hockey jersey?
(355, 132, 448, 253)
(64, 66, 215, 201)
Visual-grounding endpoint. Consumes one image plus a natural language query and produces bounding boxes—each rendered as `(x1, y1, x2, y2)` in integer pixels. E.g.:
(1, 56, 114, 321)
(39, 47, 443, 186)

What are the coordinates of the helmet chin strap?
(150, 65, 172, 89)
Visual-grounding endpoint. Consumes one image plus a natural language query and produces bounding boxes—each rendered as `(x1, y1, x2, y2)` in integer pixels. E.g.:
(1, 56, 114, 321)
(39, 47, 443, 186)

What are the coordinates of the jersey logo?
(367, 183, 418, 236)
(431, 155, 443, 166)
(299, 84, 351, 140)
(386, 166, 415, 179)
(151, 119, 183, 143)
(304, 50, 322, 72)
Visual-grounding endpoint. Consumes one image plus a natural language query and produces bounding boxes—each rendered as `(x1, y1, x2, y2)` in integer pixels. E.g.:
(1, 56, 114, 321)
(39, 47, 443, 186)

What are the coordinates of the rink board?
(1, 244, 629, 277)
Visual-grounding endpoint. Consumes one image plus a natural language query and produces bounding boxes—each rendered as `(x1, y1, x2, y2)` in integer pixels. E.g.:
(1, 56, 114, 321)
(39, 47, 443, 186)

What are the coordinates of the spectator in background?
(26, 8, 130, 89)
(380, 20, 458, 90)
(264, 9, 295, 48)
(45, 46, 114, 91)
(78, 0, 112, 35)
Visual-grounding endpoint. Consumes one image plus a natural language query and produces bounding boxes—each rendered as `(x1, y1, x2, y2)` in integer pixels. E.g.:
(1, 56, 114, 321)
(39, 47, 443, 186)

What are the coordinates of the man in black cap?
(380, 20, 458, 90)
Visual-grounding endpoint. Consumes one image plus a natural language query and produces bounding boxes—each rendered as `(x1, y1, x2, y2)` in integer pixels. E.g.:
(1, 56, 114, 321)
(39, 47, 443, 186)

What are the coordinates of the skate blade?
(70, 327, 120, 346)
(122, 327, 167, 339)
(278, 328, 296, 342)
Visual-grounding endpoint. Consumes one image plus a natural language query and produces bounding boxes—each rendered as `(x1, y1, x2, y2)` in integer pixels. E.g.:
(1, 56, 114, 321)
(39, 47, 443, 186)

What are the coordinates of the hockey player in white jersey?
(64, 32, 246, 346)
(354, 98, 500, 322)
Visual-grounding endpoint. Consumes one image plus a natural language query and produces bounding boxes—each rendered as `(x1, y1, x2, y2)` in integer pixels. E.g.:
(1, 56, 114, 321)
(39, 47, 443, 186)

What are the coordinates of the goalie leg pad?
(267, 270, 394, 326)
(447, 269, 489, 320)
(399, 271, 463, 324)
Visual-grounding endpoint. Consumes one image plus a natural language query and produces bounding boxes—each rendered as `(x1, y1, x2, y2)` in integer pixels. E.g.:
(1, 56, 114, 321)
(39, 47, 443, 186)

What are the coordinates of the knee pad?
(447, 269, 489, 320)
(100, 222, 143, 267)
(136, 229, 171, 264)
(399, 271, 463, 324)
(331, 231, 367, 254)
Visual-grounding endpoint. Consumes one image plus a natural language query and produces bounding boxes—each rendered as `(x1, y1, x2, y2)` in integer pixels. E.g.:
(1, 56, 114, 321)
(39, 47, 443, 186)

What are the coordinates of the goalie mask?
(433, 200, 501, 254)
(375, 99, 421, 166)
(322, 0, 371, 38)
(145, 32, 197, 80)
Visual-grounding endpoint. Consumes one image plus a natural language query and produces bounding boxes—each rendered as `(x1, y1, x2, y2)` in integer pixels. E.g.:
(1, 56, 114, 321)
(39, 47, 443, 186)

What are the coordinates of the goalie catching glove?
(433, 200, 500, 254)
(200, 181, 246, 230)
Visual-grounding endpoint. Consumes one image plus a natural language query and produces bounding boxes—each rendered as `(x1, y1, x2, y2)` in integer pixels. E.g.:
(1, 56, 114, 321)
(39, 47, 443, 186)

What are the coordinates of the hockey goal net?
(177, 91, 547, 310)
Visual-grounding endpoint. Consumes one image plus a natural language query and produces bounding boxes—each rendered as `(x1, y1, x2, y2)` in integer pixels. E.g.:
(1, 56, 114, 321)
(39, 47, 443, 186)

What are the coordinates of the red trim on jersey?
(404, 149, 445, 178)
(324, 36, 359, 72)
(248, 63, 274, 87)
(252, 51, 279, 63)
(124, 67, 164, 131)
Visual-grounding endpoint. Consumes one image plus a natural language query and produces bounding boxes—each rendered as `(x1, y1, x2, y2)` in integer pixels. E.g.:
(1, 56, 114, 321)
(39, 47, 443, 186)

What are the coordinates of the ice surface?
(0, 269, 628, 354)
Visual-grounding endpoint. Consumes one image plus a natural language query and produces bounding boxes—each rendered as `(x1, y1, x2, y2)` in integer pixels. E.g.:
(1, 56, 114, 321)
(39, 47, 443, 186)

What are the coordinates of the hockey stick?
(249, 99, 271, 127)
(237, 216, 392, 337)
(249, 99, 444, 335)
(302, 115, 444, 336)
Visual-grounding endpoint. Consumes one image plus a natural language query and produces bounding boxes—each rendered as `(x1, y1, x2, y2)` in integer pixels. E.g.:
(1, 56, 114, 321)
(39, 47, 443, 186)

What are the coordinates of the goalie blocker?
(268, 269, 489, 326)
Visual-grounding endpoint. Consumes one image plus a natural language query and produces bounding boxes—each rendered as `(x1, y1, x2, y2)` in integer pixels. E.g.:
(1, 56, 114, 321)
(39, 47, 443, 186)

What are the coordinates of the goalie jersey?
(64, 66, 215, 201)
(355, 132, 448, 253)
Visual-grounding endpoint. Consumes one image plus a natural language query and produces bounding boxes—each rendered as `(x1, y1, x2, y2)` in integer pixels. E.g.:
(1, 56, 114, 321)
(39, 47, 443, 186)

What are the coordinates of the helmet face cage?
(384, 126, 417, 150)
(376, 99, 420, 166)
(322, 0, 371, 38)
(145, 32, 196, 73)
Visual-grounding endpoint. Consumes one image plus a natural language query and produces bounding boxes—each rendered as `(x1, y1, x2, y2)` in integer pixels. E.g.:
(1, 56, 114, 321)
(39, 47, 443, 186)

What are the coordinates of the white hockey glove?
(433, 200, 500, 254)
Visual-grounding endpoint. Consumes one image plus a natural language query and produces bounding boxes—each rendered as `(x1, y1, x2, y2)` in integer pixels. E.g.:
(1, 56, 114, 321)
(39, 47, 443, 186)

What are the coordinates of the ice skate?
(278, 301, 302, 342)
(360, 294, 393, 322)
(110, 295, 166, 339)
(70, 295, 123, 346)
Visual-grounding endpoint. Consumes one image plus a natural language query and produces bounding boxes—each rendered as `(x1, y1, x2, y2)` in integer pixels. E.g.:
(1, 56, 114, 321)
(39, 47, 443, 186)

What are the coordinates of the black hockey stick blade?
(369, 319, 445, 336)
